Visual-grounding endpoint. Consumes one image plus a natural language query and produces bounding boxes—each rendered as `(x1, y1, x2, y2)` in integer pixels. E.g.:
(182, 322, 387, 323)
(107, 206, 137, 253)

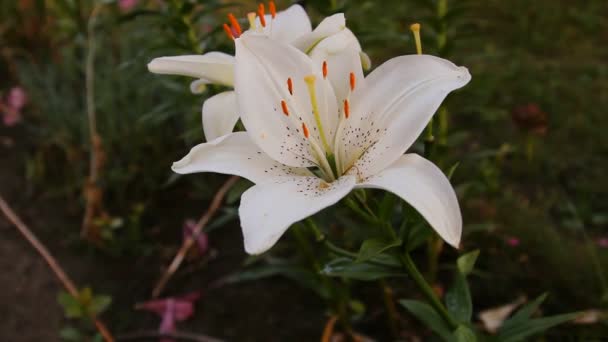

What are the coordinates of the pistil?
(303, 75, 331, 153)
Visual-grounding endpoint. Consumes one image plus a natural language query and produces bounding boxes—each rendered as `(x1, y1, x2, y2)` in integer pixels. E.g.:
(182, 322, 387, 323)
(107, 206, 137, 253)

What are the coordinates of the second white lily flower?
(147, 4, 369, 141)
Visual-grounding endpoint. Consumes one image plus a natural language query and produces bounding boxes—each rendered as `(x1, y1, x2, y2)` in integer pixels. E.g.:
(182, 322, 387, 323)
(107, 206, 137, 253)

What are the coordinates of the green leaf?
(501, 293, 548, 330)
(356, 237, 402, 263)
(445, 272, 473, 323)
(59, 326, 82, 341)
(378, 192, 396, 221)
(405, 222, 433, 252)
(90, 295, 112, 315)
(457, 250, 480, 276)
(498, 312, 580, 342)
(58, 292, 82, 318)
(453, 325, 477, 342)
(224, 264, 328, 299)
(400, 300, 453, 341)
(322, 257, 405, 281)
(447, 162, 460, 180)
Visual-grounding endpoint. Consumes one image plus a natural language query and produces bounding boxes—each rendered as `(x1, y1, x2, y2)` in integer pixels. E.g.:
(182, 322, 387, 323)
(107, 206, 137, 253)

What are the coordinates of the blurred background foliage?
(1, 0, 607, 340)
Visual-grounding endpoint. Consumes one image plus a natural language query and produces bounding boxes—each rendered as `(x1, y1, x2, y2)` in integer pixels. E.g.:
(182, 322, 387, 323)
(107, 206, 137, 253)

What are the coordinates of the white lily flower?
(172, 34, 471, 255)
(147, 4, 369, 141)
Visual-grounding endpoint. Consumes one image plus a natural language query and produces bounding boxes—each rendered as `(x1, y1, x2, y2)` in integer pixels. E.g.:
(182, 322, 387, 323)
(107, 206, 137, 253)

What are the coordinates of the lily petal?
(235, 35, 338, 167)
(240, 175, 356, 254)
(292, 13, 346, 53)
(148, 52, 235, 86)
(308, 28, 364, 105)
(257, 4, 312, 43)
(345, 55, 471, 177)
(172, 132, 308, 184)
(202, 91, 238, 141)
(358, 154, 461, 247)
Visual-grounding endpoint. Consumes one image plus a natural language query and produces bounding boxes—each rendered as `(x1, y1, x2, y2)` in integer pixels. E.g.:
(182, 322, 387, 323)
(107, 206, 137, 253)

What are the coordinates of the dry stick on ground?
(0, 195, 115, 342)
(81, 4, 106, 240)
(152, 176, 239, 298)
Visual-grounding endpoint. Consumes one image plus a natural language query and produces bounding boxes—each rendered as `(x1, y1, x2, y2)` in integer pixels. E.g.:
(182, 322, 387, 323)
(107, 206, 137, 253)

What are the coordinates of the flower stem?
(400, 253, 458, 330)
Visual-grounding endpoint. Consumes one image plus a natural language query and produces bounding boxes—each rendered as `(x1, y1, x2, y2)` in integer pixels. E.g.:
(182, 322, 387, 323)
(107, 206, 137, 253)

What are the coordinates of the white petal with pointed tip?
(172, 132, 308, 184)
(342, 54, 471, 177)
(148, 52, 235, 86)
(308, 28, 364, 104)
(235, 35, 338, 167)
(255, 4, 312, 43)
(240, 175, 356, 254)
(202, 91, 239, 141)
(292, 13, 346, 53)
(358, 154, 462, 248)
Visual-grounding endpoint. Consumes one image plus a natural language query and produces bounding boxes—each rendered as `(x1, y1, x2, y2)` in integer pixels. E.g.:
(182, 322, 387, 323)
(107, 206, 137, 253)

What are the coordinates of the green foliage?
(400, 299, 453, 341)
(498, 293, 580, 341)
(355, 237, 402, 263)
(322, 257, 406, 281)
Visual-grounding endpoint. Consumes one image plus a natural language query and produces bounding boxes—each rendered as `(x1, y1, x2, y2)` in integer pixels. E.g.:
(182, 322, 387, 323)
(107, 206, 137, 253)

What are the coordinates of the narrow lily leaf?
(457, 250, 480, 276)
(405, 222, 433, 252)
(322, 257, 405, 281)
(378, 192, 396, 221)
(445, 272, 473, 323)
(453, 325, 477, 342)
(447, 162, 460, 180)
(224, 264, 328, 298)
(400, 299, 453, 341)
(501, 293, 548, 330)
(355, 237, 402, 263)
(498, 312, 580, 342)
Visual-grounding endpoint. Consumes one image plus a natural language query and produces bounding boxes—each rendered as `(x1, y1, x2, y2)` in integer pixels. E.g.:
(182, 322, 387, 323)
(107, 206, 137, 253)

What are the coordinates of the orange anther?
(302, 123, 310, 138)
(287, 78, 293, 95)
(222, 23, 234, 40)
(349, 72, 356, 91)
(344, 99, 350, 119)
(258, 4, 266, 27)
(281, 100, 289, 116)
(322, 61, 328, 79)
(227, 13, 242, 36)
(269, 1, 276, 18)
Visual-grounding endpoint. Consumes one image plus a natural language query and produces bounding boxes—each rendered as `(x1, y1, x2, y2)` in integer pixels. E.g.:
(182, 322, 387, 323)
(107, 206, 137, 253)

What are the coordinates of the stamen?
(344, 99, 350, 119)
(247, 12, 257, 30)
(304, 75, 330, 151)
(349, 72, 356, 91)
(258, 4, 266, 27)
(410, 23, 422, 55)
(269, 1, 276, 18)
(302, 123, 310, 138)
(222, 23, 234, 40)
(287, 77, 293, 95)
(227, 13, 242, 37)
(322, 61, 328, 79)
(281, 100, 289, 116)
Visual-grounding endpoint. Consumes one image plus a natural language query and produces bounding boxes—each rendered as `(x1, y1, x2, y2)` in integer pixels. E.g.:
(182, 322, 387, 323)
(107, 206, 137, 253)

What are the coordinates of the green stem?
(400, 253, 458, 330)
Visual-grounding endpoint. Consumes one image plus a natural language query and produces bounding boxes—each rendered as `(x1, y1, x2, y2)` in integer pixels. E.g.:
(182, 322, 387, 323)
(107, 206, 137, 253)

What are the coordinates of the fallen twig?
(116, 330, 223, 342)
(81, 4, 106, 240)
(151, 176, 239, 298)
(0, 194, 114, 342)
(321, 315, 338, 342)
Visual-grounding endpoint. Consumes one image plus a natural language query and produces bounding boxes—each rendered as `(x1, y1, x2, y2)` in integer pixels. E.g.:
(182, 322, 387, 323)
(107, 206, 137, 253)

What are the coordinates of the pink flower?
(118, 0, 138, 12)
(136, 292, 201, 342)
(1, 87, 27, 127)
(7, 87, 27, 110)
(506, 237, 520, 247)
(183, 219, 209, 255)
(597, 238, 608, 248)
